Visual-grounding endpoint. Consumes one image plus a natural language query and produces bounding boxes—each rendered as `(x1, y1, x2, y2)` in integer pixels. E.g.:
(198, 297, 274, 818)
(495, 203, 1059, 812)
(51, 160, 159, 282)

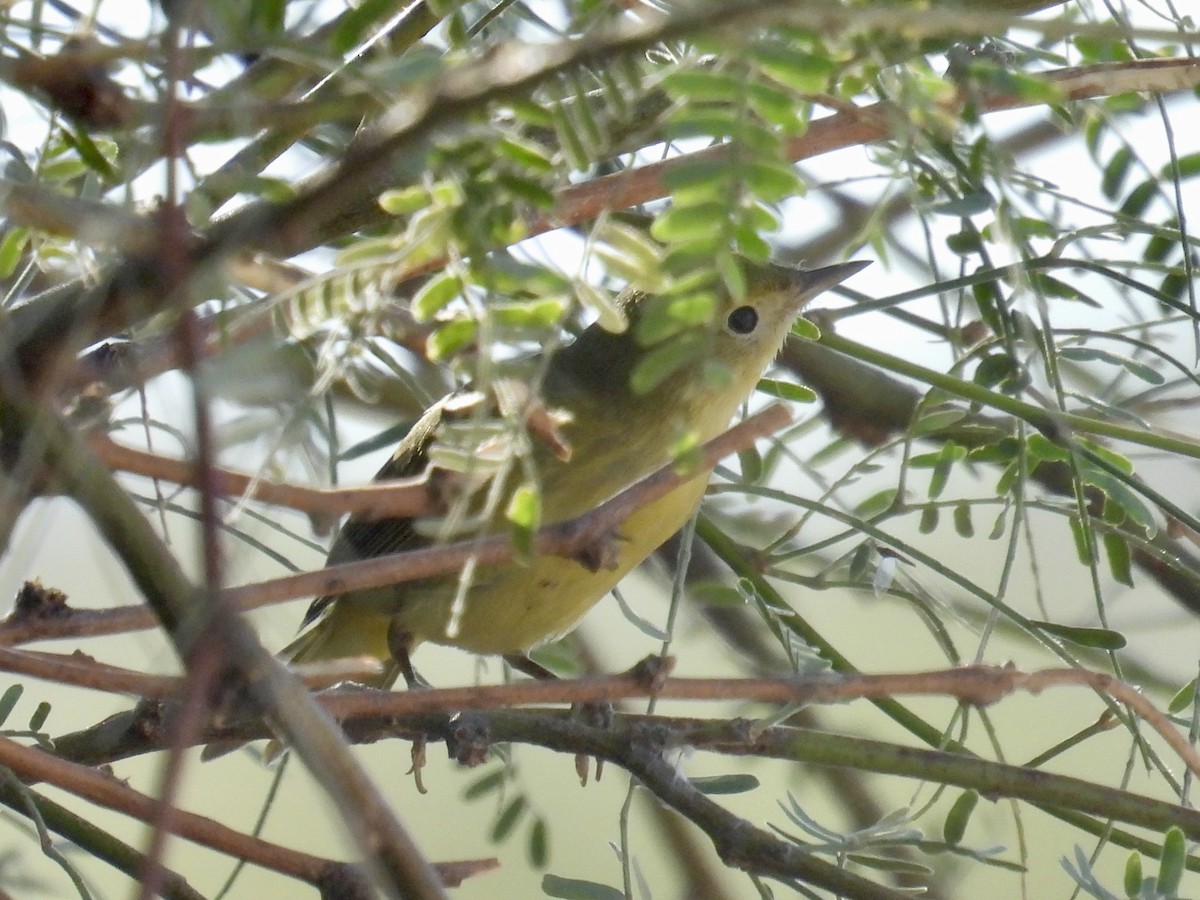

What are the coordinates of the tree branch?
(0, 392, 448, 899)
(0, 403, 792, 645)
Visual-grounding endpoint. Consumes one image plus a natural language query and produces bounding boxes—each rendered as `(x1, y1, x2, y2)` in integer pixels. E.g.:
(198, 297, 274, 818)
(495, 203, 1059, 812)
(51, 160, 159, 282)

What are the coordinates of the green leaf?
(928, 452, 955, 499)
(790, 316, 820, 341)
(744, 160, 802, 202)
(734, 222, 772, 259)
(1060, 346, 1165, 385)
(636, 293, 718, 344)
(510, 98, 553, 129)
(492, 298, 567, 329)
(498, 171, 555, 209)
(664, 108, 741, 141)
(1123, 851, 1143, 899)
(1067, 515, 1094, 564)
(661, 158, 729, 193)
(744, 201, 780, 233)
(551, 101, 589, 171)
(507, 483, 541, 561)
(1102, 533, 1133, 587)
(756, 378, 816, 404)
(1031, 621, 1127, 650)
(750, 42, 836, 92)
(974, 353, 1019, 389)
(857, 489, 897, 518)
(746, 81, 805, 132)
(28, 701, 50, 732)
(1170, 152, 1200, 181)
(367, 46, 444, 87)
(378, 185, 431, 216)
(411, 273, 462, 321)
(844, 852, 934, 876)
(967, 437, 1020, 464)
(848, 543, 872, 580)
(542, 874, 625, 900)
(1026, 433, 1068, 463)
(629, 331, 707, 394)
(64, 124, 118, 182)
(919, 504, 939, 534)
(1085, 469, 1156, 536)
(594, 221, 663, 276)
(1100, 145, 1132, 200)
(491, 796, 527, 843)
(497, 136, 556, 174)
(943, 790, 978, 845)
(1168, 678, 1198, 715)
(1157, 827, 1185, 896)
(930, 192, 992, 218)
(0, 685, 22, 726)
(946, 228, 982, 255)
(0, 227, 28, 278)
(462, 769, 506, 800)
(691, 583, 747, 608)
(911, 409, 967, 436)
(333, 0, 403, 52)
(651, 202, 730, 243)
(1119, 180, 1157, 218)
(575, 282, 627, 333)
(690, 774, 760, 795)
(987, 507, 1008, 540)
(953, 501, 974, 537)
(718, 252, 747, 301)
(528, 817, 549, 869)
(426, 318, 477, 360)
(738, 447, 764, 483)
(662, 69, 746, 103)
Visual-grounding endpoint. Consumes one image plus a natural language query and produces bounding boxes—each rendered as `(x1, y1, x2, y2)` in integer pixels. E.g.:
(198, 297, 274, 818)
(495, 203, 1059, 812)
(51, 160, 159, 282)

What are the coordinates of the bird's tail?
(280, 602, 403, 690)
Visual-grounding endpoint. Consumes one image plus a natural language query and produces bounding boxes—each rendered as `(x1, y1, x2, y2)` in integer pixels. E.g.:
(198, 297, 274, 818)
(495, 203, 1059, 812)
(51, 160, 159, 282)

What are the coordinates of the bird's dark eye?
(727, 306, 758, 335)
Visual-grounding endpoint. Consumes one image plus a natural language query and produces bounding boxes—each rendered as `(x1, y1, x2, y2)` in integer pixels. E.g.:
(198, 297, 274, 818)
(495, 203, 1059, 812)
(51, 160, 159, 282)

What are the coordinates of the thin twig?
(219, 403, 793, 609)
(0, 732, 494, 891)
(0, 393, 450, 900)
(0, 403, 793, 646)
(91, 433, 437, 522)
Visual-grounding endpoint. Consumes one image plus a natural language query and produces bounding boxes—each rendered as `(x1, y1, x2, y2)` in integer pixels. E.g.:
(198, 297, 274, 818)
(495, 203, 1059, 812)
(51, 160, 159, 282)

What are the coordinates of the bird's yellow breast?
(399, 474, 708, 653)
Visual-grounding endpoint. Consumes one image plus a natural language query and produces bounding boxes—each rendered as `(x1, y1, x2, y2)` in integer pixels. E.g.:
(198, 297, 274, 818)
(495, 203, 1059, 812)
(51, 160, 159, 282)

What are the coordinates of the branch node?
(627, 654, 675, 692)
(315, 860, 373, 900)
(9, 579, 71, 622)
(445, 711, 491, 768)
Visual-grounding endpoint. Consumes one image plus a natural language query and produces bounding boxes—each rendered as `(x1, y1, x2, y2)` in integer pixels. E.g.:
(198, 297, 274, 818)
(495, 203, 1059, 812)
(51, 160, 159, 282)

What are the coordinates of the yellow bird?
(283, 259, 865, 686)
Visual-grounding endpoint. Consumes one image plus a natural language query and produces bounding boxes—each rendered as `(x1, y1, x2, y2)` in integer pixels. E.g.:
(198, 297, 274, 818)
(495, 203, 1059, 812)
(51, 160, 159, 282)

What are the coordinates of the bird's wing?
(300, 398, 447, 627)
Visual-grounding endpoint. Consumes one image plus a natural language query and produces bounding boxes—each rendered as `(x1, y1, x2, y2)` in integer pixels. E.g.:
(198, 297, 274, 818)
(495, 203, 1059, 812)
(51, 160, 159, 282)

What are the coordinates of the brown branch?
(0, 645, 381, 698)
(307, 662, 1200, 779)
(534, 58, 1200, 262)
(220, 402, 793, 609)
(0, 733, 495, 893)
(90, 432, 437, 523)
(0, 647, 181, 698)
(0, 403, 792, 646)
(0, 394, 448, 899)
(53, 660, 1200, 785)
(50, 57, 1200, 400)
(9, 11, 1196, 388)
(46, 660, 1200, 890)
(0, 778, 204, 900)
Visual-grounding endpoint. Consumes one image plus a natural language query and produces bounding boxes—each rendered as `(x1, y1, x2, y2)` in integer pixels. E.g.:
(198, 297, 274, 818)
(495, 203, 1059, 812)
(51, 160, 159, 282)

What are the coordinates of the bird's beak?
(790, 259, 871, 299)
